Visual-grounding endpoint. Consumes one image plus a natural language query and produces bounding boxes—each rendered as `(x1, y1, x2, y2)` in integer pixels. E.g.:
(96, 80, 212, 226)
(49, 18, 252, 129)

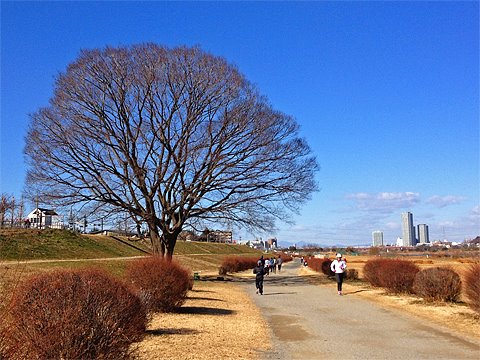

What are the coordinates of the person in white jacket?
(330, 253, 347, 295)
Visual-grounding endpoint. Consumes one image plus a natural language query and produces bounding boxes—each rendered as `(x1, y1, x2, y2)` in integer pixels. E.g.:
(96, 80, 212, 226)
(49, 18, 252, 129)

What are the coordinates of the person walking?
(253, 260, 266, 295)
(271, 257, 277, 273)
(330, 253, 347, 295)
(277, 256, 283, 272)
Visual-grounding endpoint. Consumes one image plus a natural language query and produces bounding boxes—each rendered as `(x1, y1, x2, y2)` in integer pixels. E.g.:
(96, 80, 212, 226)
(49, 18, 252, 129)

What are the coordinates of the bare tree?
(0, 194, 9, 228)
(24, 44, 318, 258)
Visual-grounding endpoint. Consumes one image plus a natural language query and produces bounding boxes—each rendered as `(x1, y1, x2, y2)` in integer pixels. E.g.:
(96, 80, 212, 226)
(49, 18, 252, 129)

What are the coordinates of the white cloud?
(471, 205, 480, 215)
(385, 222, 400, 230)
(345, 192, 420, 214)
(426, 195, 465, 208)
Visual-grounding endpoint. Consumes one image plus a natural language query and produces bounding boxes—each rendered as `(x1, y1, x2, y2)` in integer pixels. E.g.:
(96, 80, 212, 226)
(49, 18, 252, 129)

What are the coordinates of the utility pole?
(35, 196, 41, 229)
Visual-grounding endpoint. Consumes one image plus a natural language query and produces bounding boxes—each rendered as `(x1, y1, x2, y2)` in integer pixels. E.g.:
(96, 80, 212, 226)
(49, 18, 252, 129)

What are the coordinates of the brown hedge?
(363, 258, 386, 287)
(464, 263, 480, 313)
(3, 269, 146, 360)
(413, 267, 462, 302)
(364, 258, 420, 293)
(126, 256, 192, 313)
(218, 256, 259, 275)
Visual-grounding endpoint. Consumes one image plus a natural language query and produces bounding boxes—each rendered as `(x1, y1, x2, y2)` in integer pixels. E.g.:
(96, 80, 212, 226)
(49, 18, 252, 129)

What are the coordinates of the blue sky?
(1, 1, 478, 245)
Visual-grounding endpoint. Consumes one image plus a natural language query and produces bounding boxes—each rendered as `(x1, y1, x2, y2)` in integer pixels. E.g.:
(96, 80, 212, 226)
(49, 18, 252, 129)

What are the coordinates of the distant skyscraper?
(417, 224, 430, 244)
(372, 231, 384, 246)
(401, 212, 416, 246)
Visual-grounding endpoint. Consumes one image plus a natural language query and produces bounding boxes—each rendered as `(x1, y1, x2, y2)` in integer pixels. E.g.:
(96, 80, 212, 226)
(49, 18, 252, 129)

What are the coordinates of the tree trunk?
(164, 232, 178, 261)
(148, 223, 163, 256)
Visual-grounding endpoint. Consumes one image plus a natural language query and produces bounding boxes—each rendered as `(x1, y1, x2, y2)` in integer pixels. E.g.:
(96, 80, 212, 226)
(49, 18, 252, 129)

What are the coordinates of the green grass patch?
(0, 229, 148, 260)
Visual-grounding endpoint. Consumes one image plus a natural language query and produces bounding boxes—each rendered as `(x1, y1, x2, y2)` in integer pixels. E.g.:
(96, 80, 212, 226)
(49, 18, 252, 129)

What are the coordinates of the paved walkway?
(239, 260, 480, 360)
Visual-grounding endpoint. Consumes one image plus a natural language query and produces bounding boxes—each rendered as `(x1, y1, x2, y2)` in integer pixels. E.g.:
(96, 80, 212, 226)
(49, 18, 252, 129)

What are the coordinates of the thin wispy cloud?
(470, 205, 479, 216)
(346, 192, 420, 214)
(426, 195, 465, 208)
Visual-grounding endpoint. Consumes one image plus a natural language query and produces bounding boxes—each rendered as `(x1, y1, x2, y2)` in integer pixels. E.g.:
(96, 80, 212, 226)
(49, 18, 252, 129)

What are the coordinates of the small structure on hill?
(27, 208, 62, 229)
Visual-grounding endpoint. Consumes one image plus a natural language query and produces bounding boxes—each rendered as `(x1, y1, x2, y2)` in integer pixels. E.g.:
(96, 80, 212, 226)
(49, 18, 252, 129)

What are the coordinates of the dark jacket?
(253, 265, 266, 279)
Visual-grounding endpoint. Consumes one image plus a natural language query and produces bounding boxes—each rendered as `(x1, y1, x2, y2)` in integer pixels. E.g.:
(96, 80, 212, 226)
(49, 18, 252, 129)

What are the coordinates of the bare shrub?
(280, 254, 293, 263)
(304, 257, 321, 272)
(464, 263, 480, 313)
(3, 269, 146, 359)
(345, 268, 359, 281)
(126, 256, 191, 313)
(379, 259, 420, 293)
(218, 256, 259, 275)
(363, 258, 386, 287)
(364, 258, 419, 293)
(413, 267, 462, 302)
(321, 259, 334, 276)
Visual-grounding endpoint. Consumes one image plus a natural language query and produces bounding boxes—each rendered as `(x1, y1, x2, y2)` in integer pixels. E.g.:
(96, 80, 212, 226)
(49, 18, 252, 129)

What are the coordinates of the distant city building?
(396, 237, 403, 247)
(401, 212, 416, 246)
(372, 231, 384, 246)
(416, 224, 430, 244)
(249, 239, 267, 250)
(267, 237, 278, 248)
(207, 230, 233, 243)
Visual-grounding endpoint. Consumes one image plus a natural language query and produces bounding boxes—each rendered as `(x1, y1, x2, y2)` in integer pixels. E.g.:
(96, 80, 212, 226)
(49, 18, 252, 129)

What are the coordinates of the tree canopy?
(25, 44, 319, 257)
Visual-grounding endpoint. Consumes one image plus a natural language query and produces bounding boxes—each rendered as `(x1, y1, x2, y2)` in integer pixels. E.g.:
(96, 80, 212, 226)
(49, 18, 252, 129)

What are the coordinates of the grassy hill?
(0, 228, 262, 274)
(0, 228, 149, 260)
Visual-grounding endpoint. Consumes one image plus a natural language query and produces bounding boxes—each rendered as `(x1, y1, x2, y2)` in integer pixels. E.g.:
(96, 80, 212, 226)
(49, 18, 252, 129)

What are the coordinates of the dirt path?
(238, 260, 480, 360)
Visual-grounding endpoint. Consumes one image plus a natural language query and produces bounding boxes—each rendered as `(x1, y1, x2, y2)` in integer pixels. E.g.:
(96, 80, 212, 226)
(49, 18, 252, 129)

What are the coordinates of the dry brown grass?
(135, 280, 271, 359)
(341, 280, 480, 341)
(3, 252, 478, 358)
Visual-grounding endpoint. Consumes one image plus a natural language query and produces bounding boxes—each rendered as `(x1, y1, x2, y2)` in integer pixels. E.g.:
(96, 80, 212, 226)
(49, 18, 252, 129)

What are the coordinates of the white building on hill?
(27, 208, 63, 229)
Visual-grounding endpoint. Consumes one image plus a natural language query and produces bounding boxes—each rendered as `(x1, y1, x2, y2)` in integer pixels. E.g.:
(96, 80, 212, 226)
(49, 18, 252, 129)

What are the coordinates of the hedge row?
(306, 257, 359, 280)
(364, 258, 420, 293)
(218, 254, 293, 275)
(464, 264, 480, 313)
(363, 258, 480, 310)
(218, 256, 260, 275)
(1, 256, 192, 359)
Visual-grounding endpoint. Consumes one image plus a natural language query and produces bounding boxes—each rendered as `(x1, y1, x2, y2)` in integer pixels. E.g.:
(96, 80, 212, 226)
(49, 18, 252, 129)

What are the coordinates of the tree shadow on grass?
(146, 328, 199, 336)
(189, 288, 215, 293)
(175, 306, 235, 315)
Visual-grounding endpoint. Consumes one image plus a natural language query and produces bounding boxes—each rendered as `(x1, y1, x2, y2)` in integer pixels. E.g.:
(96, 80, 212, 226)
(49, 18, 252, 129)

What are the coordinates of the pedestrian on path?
(253, 260, 266, 295)
(330, 253, 347, 295)
(277, 256, 283, 272)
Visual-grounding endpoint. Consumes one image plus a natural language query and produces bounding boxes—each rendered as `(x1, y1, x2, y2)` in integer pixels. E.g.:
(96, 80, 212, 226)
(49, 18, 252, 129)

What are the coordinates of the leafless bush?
(345, 268, 359, 280)
(464, 263, 480, 313)
(363, 258, 386, 287)
(3, 269, 146, 359)
(218, 256, 259, 275)
(126, 256, 192, 313)
(364, 258, 419, 293)
(413, 267, 462, 302)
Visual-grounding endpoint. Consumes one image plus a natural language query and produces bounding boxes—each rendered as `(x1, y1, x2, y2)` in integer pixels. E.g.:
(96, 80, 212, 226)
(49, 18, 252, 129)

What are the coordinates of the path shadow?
(175, 306, 235, 316)
(146, 328, 199, 336)
(261, 292, 297, 296)
(187, 296, 225, 302)
(233, 272, 328, 287)
(344, 289, 371, 295)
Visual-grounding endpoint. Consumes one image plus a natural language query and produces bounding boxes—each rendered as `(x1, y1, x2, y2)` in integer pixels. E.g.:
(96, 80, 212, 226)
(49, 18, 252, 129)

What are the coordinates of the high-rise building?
(401, 212, 416, 246)
(417, 224, 430, 244)
(372, 231, 384, 246)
